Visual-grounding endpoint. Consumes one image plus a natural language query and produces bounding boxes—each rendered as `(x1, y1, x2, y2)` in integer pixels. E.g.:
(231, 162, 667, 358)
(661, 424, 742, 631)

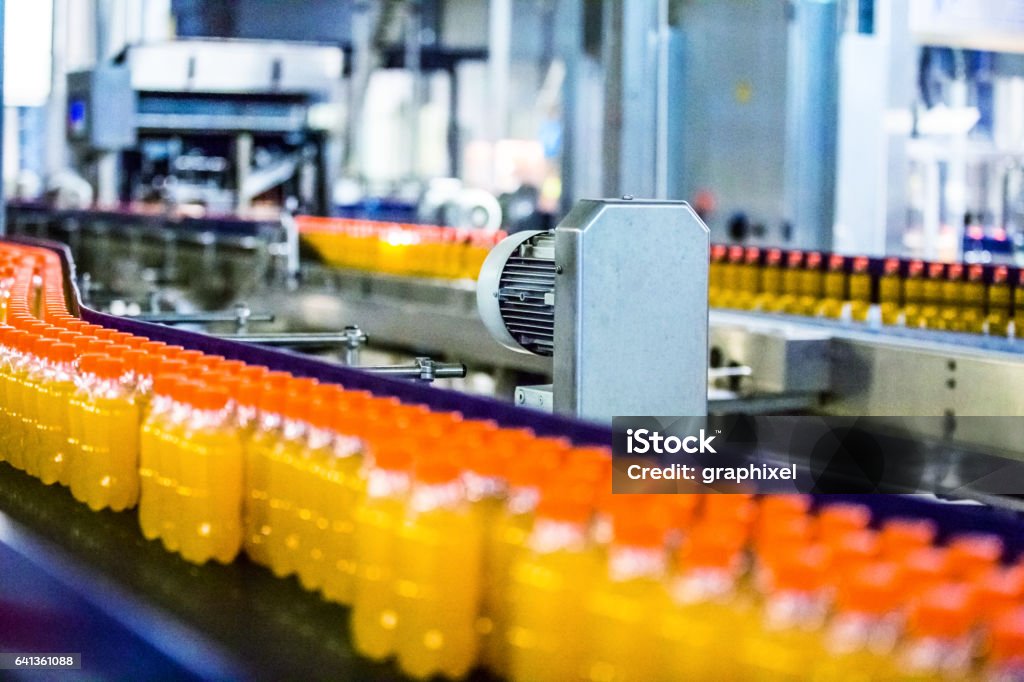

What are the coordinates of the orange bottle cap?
(152, 373, 184, 397)
(613, 514, 665, 548)
(372, 438, 413, 471)
(975, 567, 1024, 620)
(95, 356, 125, 380)
(679, 524, 746, 571)
(879, 517, 937, 558)
(414, 451, 461, 484)
(192, 385, 230, 412)
(909, 584, 976, 639)
(817, 503, 871, 538)
(701, 494, 757, 527)
(837, 563, 900, 615)
(770, 545, 830, 592)
(759, 495, 812, 520)
(535, 484, 593, 524)
(947, 534, 1003, 578)
(899, 547, 953, 595)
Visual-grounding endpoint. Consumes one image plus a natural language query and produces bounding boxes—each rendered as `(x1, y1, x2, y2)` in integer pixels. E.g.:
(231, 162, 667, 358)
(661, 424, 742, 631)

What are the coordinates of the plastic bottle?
(506, 486, 599, 682)
(72, 354, 140, 511)
(740, 546, 831, 679)
(947, 533, 1004, 580)
(480, 434, 560, 675)
(5, 331, 39, 471)
(176, 383, 244, 565)
(21, 335, 55, 478)
(393, 450, 484, 679)
(350, 436, 413, 661)
(879, 517, 937, 560)
(893, 584, 976, 679)
(583, 509, 668, 682)
(265, 378, 318, 578)
(658, 524, 749, 681)
(34, 342, 77, 485)
(296, 385, 364, 595)
(244, 371, 293, 565)
(138, 369, 188, 542)
(814, 563, 903, 681)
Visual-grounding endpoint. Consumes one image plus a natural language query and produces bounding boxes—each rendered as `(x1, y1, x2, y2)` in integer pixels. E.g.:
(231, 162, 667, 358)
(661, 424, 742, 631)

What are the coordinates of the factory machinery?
(5, 226, 1024, 679)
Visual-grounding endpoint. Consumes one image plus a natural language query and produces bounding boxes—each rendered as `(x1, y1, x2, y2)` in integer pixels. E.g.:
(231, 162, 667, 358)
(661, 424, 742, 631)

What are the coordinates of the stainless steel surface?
(131, 308, 274, 329)
(784, 0, 840, 250)
(341, 325, 368, 366)
(553, 199, 710, 420)
(710, 311, 832, 395)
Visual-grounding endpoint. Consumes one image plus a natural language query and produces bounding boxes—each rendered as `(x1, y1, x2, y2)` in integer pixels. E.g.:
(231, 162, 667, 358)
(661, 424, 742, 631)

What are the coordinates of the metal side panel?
(553, 199, 709, 420)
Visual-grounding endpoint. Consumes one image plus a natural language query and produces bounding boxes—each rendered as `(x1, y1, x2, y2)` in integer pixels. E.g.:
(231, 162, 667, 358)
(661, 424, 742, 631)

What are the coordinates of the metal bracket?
(341, 325, 368, 366)
(131, 303, 274, 332)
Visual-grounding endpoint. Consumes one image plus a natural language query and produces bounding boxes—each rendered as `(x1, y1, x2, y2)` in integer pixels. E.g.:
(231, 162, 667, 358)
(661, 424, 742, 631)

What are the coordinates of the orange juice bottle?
(709, 245, 727, 307)
(506, 486, 599, 682)
(24, 335, 59, 478)
(582, 511, 667, 682)
(351, 437, 413, 661)
(879, 258, 904, 326)
(265, 378, 318, 578)
(295, 386, 364, 594)
(739, 546, 831, 679)
(814, 563, 903, 680)
(719, 246, 745, 309)
(947, 533, 1003, 580)
(797, 251, 825, 315)
(892, 584, 977, 679)
(734, 247, 762, 310)
(878, 517, 936, 560)
(988, 266, 1012, 337)
(658, 523, 749, 680)
(393, 451, 484, 679)
(244, 371, 292, 565)
(817, 253, 847, 319)
(754, 249, 785, 312)
(848, 256, 873, 322)
(479, 435, 561, 675)
(139, 372, 186, 542)
(5, 330, 38, 471)
(779, 250, 804, 314)
(0, 327, 18, 462)
(177, 383, 245, 565)
(34, 342, 77, 485)
(903, 260, 928, 328)
(157, 377, 197, 552)
(73, 354, 140, 511)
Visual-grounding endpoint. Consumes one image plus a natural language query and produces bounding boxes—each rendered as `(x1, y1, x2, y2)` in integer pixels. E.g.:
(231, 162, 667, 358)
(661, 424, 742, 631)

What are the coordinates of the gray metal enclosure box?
(66, 67, 136, 151)
(553, 199, 709, 421)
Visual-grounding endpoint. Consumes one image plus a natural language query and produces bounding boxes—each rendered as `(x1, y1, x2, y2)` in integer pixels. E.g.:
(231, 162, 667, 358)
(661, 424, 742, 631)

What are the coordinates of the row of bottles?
(709, 245, 1024, 337)
(4, 239, 1024, 679)
(297, 216, 504, 281)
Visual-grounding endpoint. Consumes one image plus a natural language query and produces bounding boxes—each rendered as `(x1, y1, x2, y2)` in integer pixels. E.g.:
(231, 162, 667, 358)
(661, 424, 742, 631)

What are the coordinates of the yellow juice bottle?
(65, 337, 114, 491)
(734, 247, 762, 310)
(35, 342, 77, 485)
(903, 260, 927, 328)
(0, 327, 17, 462)
(817, 253, 847, 319)
(920, 262, 946, 329)
(479, 436, 562, 676)
(961, 264, 986, 334)
(177, 384, 245, 565)
(305, 391, 365, 600)
(291, 386, 338, 591)
(21, 335, 53, 478)
(718, 246, 745, 309)
(243, 371, 292, 566)
(814, 564, 904, 681)
(658, 524, 750, 681)
(139, 371, 186, 542)
(158, 378, 197, 552)
(756, 249, 785, 312)
(878, 258, 904, 326)
(797, 251, 825, 316)
(75, 355, 140, 512)
(848, 256, 872, 322)
(940, 263, 966, 332)
(779, 250, 804, 314)
(709, 245, 727, 307)
(988, 266, 1012, 337)
(506, 486, 599, 682)
(394, 452, 484, 680)
(1014, 269, 1024, 339)
(5, 331, 38, 471)
(265, 379, 318, 578)
(351, 437, 413, 661)
(582, 513, 667, 682)
(739, 546, 831, 680)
